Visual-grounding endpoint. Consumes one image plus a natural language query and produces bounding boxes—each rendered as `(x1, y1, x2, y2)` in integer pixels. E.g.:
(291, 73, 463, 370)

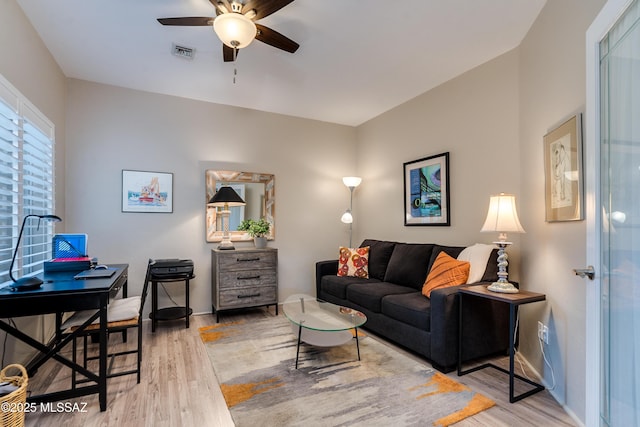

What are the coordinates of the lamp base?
(10, 276, 43, 291)
(217, 241, 236, 251)
(487, 281, 519, 294)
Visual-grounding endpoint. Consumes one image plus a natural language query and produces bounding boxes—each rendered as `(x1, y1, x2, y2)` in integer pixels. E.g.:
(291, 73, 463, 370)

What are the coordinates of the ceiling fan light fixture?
(213, 13, 257, 49)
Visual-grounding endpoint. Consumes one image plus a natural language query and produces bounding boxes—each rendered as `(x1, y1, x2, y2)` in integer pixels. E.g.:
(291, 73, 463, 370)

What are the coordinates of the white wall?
(518, 0, 606, 422)
(355, 49, 522, 275)
(64, 79, 357, 317)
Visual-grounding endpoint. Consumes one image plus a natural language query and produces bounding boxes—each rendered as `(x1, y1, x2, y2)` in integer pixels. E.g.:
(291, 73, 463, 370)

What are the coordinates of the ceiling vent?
(172, 44, 195, 60)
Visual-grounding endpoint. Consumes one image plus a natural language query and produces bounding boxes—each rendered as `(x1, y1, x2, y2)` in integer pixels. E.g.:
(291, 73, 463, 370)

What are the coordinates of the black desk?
(0, 264, 128, 411)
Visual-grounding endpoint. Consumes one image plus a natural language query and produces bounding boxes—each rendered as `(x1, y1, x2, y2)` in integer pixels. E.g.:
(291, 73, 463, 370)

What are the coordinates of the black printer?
(149, 259, 194, 278)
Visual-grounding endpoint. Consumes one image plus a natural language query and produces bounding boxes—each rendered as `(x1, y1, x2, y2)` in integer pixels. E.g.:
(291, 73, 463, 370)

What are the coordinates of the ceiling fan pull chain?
(233, 46, 238, 84)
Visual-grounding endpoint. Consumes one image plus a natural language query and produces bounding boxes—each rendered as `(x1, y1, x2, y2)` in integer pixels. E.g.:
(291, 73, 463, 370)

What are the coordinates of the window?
(0, 74, 55, 286)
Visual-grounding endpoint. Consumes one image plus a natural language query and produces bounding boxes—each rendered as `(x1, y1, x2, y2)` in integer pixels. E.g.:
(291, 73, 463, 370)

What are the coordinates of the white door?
(586, 0, 640, 425)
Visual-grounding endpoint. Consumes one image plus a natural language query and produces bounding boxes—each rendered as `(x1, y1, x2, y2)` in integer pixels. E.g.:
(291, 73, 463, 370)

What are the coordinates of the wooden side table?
(457, 285, 546, 403)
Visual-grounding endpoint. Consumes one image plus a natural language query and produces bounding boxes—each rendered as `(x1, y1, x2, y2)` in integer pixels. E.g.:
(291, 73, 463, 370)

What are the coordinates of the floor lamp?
(480, 193, 525, 293)
(208, 186, 246, 250)
(9, 214, 62, 291)
(341, 177, 362, 248)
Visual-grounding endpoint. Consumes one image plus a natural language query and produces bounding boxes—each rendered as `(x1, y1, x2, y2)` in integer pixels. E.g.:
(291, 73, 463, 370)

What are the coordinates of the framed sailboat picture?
(122, 170, 173, 213)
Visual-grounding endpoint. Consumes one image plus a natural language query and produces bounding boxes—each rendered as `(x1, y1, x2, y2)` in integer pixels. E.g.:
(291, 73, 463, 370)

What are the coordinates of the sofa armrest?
(429, 282, 511, 371)
(315, 260, 338, 298)
(429, 284, 465, 370)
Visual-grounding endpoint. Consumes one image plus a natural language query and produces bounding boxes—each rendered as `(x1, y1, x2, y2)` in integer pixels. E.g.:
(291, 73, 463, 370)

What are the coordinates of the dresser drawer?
(219, 286, 277, 308)
(212, 248, 278, 321)
(217, 250, 277, 271)
(219, 270, 276, 289)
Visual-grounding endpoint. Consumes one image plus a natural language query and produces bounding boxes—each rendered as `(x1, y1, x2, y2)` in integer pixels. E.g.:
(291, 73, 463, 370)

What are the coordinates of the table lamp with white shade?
(480, 193, 525, 293)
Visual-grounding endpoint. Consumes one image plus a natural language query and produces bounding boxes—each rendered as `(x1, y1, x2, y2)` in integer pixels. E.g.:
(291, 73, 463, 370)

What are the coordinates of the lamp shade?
(341, 210, 353, 224)
(342, 176, 362, 188)
(213, 13, 257, 49)
(480, 193, 525, 234)
(208, 186, 246, 207)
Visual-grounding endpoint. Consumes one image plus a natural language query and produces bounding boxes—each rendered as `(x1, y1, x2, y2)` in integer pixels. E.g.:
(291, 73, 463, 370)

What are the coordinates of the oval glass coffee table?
(283, 294, 367, 369)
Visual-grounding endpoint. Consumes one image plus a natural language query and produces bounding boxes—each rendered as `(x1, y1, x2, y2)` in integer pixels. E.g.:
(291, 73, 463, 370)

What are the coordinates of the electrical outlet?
(537, 321, 544, 340)
(537, 321, 549, 344)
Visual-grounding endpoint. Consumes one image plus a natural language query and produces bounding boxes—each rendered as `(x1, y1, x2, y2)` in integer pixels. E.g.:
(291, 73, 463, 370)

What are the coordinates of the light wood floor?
(24, 309, 577, 427)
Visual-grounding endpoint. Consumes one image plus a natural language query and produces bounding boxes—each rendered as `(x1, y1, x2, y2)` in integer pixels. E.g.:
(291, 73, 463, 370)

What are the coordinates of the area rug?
(200, 316, 494, 427)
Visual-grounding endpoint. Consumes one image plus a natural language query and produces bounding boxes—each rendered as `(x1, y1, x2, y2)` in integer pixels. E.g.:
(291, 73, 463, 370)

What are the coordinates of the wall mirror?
(206, 170, 275, 242)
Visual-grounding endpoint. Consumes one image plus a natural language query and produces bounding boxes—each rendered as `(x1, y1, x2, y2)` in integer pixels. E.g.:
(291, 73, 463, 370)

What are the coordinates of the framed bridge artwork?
(403, 152, 450, 226)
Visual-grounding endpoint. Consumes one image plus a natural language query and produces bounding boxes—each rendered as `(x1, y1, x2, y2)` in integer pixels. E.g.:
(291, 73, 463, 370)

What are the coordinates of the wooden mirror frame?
(205, 170, 275, 242)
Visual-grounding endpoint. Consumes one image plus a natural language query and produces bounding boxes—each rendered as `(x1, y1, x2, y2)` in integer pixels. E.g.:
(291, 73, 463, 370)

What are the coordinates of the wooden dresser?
(211, 247, 278, 322)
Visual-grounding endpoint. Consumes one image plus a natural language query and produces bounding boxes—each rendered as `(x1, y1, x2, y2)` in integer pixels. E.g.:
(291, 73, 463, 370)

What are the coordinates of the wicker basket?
(0, 364, 28, 427)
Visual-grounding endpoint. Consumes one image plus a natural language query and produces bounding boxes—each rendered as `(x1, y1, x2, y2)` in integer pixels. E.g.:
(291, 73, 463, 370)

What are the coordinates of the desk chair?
(61, 260, 151, 385)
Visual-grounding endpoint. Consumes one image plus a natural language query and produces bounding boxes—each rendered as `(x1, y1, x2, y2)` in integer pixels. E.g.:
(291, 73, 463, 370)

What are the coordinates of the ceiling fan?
(157, 0, 299, 62)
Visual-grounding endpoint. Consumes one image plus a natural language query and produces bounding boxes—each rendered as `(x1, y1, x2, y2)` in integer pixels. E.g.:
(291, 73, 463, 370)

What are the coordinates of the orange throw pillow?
(337, 246, 370, 278)
(422, 251, 470, 298)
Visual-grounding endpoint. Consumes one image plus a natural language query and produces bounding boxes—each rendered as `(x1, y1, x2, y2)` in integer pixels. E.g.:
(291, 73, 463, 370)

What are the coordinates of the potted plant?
(238, 218, 271, 248)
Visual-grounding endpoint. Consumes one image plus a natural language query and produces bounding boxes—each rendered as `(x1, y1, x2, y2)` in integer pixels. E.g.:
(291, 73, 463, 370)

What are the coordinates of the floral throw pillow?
(337, 246, 370, 278)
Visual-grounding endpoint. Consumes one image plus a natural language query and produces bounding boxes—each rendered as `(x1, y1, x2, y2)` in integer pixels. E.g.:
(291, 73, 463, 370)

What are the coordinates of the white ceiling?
(16, 0, 545, 126)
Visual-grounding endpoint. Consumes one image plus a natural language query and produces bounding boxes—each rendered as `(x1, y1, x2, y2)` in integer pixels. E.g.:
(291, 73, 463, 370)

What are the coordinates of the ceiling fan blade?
(157, 17, 213, 26)
(223, 45, 238, 62)
(243, 0, 294, 21)
(255, 24, 299, 53)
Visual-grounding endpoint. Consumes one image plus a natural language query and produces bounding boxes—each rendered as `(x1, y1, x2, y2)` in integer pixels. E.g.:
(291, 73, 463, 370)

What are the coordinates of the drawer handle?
(237, 293, 261, 299)
(237, 257, 260, 262)
(238, 275, 260, 280)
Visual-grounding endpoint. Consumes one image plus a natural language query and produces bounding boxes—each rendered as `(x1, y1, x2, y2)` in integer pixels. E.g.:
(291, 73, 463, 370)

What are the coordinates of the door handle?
(573, 266, 595, 280)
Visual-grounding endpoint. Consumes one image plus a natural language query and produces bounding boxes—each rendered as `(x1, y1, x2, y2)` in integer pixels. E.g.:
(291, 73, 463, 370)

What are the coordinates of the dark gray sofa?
(315, 239, 511, 373)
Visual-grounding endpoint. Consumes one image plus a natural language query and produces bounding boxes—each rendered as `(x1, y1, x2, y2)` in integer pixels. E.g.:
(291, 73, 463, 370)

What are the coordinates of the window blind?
(0, 75, 55, 286)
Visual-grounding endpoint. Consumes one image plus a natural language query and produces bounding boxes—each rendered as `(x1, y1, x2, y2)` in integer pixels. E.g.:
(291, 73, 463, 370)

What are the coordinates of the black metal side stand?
(149, 273, 194, 332)
(457, 286, 546, 403)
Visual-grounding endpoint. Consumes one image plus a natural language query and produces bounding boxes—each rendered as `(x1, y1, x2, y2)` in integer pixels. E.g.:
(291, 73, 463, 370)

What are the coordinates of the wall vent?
(172, 44, 195, 60)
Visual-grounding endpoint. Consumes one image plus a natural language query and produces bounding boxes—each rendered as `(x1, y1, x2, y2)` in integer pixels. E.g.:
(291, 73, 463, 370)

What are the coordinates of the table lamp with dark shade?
(208, 186, 246, 250)
(9, 214, 62, 291)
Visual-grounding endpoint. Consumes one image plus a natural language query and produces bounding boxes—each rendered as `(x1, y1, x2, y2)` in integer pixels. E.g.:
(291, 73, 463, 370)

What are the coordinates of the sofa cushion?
(360, 239, 396, 280)
(381, 292, 431, 330)
(481, 249, 500, 282)
(346, 282, 415, 313)
(337, 246, 370, 278)
(383, 243, 434, 290)
(320, 275, 380, 300)
(422, 252, 470, 298)
(427, 245, 465, 274)
(457, 243, 494, 283)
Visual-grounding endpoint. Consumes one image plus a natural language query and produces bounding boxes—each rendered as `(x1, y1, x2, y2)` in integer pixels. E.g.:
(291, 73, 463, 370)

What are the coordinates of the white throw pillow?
(457, 243, 494, 284)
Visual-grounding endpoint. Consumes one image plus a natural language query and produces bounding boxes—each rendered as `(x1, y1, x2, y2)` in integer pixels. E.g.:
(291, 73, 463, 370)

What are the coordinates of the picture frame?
(403, 152, 450, 226)
(543, 114, 583, 222)
(122, 170, 173, 213)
